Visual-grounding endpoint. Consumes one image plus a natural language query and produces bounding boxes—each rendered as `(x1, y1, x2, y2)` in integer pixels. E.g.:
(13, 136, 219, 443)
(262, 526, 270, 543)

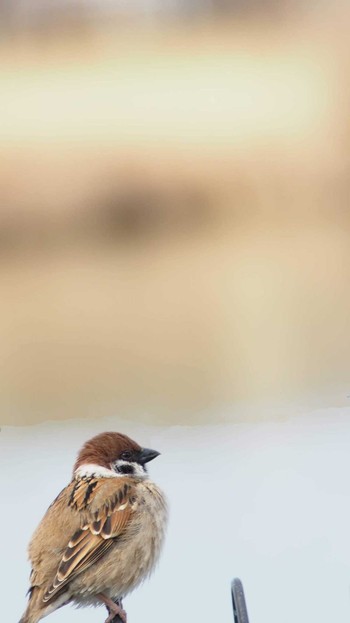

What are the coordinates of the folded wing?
(43, 477, 135, 603)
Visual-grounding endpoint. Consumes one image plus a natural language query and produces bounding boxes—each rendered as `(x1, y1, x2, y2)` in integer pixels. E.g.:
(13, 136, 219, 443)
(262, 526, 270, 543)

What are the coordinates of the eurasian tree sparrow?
(19, 432, 167, 623)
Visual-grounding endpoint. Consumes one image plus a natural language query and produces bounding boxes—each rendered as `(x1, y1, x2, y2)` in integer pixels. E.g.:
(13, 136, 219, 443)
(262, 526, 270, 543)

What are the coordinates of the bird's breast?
(127, 480, 168, 579)
(69, 479, 168, 602)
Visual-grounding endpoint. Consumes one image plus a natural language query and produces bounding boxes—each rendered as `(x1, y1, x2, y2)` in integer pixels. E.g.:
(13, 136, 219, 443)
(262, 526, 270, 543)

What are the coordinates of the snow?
(3, 410, 350, 623)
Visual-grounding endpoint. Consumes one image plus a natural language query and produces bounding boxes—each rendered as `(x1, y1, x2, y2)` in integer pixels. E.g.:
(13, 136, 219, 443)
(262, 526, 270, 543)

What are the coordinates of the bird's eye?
(121, 451, 132, 461)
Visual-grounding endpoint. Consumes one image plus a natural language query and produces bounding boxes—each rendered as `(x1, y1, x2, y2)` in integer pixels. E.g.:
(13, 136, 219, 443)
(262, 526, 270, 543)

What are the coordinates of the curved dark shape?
(231, 578, 250, 623)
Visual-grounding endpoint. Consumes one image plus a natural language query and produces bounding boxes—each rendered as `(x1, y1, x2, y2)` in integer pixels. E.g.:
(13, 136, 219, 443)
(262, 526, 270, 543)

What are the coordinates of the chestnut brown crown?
(74, 432, 142, 472)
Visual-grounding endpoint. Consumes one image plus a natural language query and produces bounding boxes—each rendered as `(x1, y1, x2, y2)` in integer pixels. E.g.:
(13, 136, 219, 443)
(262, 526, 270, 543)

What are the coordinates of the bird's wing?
(43, 476, 136, 603)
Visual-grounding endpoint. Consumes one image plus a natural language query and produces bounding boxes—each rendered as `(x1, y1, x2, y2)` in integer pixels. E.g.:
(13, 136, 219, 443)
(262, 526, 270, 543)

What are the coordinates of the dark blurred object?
(0, 182, 211, 255)
(0, 0, 301, 35)
(232, 579, 250, 623)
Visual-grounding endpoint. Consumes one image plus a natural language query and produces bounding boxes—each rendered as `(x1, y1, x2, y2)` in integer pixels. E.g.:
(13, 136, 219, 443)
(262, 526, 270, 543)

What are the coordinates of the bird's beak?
(138, 448, 160, 465)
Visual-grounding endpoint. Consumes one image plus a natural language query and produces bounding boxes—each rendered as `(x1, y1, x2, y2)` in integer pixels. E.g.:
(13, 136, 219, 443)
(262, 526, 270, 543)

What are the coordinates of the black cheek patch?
(118, 464, 135, 475)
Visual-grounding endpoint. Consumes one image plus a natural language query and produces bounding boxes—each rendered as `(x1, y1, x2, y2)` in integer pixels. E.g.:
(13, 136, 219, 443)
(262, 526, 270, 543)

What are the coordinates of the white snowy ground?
(3, 411, 350, 623)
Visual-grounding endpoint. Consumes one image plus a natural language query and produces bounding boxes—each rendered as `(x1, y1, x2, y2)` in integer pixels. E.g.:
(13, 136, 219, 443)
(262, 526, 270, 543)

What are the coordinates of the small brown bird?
(19, 432, 167, 623)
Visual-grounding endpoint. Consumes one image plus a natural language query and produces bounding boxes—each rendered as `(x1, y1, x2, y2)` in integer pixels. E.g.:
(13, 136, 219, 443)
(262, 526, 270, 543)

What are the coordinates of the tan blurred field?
(1, 12, 350, 425)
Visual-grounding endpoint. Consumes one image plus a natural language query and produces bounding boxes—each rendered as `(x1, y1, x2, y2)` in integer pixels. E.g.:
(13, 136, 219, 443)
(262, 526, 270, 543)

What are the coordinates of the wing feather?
(43, 477, 135, 603)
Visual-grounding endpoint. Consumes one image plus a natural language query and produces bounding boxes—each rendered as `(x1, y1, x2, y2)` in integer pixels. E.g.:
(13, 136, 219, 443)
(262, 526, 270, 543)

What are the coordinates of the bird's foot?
(96, 594, 127, 623)
(105, 606, 127, 623)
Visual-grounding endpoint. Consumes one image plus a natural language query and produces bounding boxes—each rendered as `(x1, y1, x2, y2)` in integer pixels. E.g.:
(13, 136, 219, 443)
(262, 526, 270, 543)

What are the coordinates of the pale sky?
(3, 409, 350, 623)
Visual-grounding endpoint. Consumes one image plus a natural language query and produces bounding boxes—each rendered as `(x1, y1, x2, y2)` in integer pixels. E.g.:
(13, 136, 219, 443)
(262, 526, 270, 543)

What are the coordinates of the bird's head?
(73, 432, 160, 479)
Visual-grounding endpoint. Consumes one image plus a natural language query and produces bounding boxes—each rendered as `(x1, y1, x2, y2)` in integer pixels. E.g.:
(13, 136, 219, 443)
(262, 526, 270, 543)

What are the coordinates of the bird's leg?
(106, 598, 124, 619)
(115, 598, 124, 611)
(96, 593, 127, 623)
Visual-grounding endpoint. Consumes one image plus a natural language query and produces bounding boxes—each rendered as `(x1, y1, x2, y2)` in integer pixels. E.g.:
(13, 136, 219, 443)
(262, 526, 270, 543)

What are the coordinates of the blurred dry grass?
(1, 10, 350, 425)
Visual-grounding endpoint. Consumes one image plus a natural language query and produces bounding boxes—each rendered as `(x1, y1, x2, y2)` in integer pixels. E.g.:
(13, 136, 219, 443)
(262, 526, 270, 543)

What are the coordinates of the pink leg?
(96, 593, 127, 623)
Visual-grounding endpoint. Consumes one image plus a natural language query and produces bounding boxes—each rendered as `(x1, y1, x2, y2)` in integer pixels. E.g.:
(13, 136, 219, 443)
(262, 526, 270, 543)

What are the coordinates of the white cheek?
(74, 463, 117, 479)
(133, 463, 147, 477)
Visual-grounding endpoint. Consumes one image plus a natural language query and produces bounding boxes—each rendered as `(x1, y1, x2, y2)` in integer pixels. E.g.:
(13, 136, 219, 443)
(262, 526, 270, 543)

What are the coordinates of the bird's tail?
(18, 610, 40, 623)
(19, 589, 43, 623)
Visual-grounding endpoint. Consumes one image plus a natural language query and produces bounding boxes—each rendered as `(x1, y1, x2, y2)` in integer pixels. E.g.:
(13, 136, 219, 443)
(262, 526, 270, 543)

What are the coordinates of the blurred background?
(4, 5, 350, 623)
(1, 0, 350, 426)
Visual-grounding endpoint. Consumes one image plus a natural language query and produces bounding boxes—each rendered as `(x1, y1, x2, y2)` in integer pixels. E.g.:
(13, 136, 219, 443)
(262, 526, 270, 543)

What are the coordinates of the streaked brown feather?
(68, 478, 106, 512)
(92, 520, 102, 534)
(68, 529, 88, 548)
(43, 476, 134, 603)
